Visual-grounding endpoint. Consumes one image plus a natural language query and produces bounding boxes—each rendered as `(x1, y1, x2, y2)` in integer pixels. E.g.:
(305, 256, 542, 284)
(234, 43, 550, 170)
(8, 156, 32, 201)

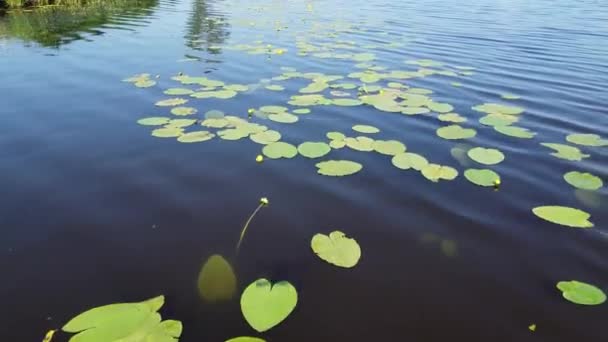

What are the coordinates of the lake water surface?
(1, 0, 607, 341)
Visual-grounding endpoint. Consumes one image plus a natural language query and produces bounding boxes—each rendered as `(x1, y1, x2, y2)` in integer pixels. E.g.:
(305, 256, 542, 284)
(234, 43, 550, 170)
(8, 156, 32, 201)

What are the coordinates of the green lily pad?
(164, 88, 194, 96)
(300, 82, 329, 93)
(265, 85, 284, 91)
(226, 338, 265, 342)
(201, 118, 229, 128)
(135, 80, 156, 88)
(401, 107, 430, 115)
(316, 160, 362, 176)
(123, 73, 150, 83)
(467, 147, 505, 165)
(472, 103, 524, 115)
(155, 98, 189, 107)
(329, 140, 346, 149)
(464, 169, 500, 187)
(224, 84, 250, 92)
(171, 107, 197, 116)
(352, 125, 380, 134)
(166, 119, 197, 128)
(218, 128, 250, 141)
(197, 254, 237, 303)
(191, 90, 238, 99)
(494, 125, 535, 138)
(137, 117, 170, 126)
(268, 112, 299, 124)
(436, 125, 477, 140)
(421, 164, 458, 182)
(541, 143, 590, 161)
(260, 106, 288, 114)
(298, 142, 331, 158)
(327, 132, 346, 140)
(566, 134, 608, 147)
(479, 114, 518, 127)
(250, 130, 281, 145)
(241, 279, 298, 332)
(152, 127, 183, 138)
(332, 98, 362, 106)
(373, 140, 406, 156)
(427, 102, 454, 113)
(177, 131, 214, 143)
(532, 206, 594, 228)
(557, 280, 606, 305)
(62, 295, 182, 342)
(262, 142, 298, 159)
(311, 231, 361, 268)
(293, 108, 311, 115)
(501, 93, 520, 100)
(391, 153, 428, 171)
(438, 113, 467, 123)
(563, 171, 603, 190)
(345, 136, 375, 151)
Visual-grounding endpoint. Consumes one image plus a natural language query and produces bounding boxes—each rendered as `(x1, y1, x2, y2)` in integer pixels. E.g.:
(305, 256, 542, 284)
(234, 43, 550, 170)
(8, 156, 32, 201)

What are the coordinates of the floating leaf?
(532, 206, 593, 228)
(421, 164, 458, 182)
(501, 93, 520, 100)
(464, 169, 500, 187)
(137, 117, 170, 126)
(293, 108, 311, 115)
(191, 90, 237, 99)
(152, 127, 183, 138)
(241, 279, 298, 332)
(327, 132, 346, 141)
(541, 143, 590, 161)
(262, 142, 298, 159)
(563, 171, 603, 190)
(401, 107, 430, 115)
(391, 153, 428, 170)
(226, 338, 265, 342)
(300, 82, 328, 93)
(438, 113, 466, 123)
(345, 136, 375, 151)
(265, 85, 284, 91)
(166, 119, 197, 128)
(218, 128, 250, 141)
(494, 125, 535, 138)
(329, 140, 346, 149)
(298, 142, 331, 158)
(135, 80, 156, 88)
(123, 73, 150, 83)
(164, 88, 194, 96)
(479, 114, 518, 127)
(332, 98, 362, 106)
(427, 102, 454, 113)
(557, 281, 606, 305)
(197, 254, 237, 303)
(155, 98, 189, 107)
(566, 134, 608, 147)
(436, 125, 477, 140)
(352, 125, 380, 134)
(472, 103, 524, 115)
(201, 118, 229, 129)
(224, 84, 250, 92)
(467, 147, 505, 165)
(171, 107, 197, 116)
(311, 231, 361, 268)
(250, 130, 281, 145)
(177, 131, 214, 143)
(268, 112, 299, 124)
(260, 106, 288, 114)
(316, 160, 362, 176)
(373, 140, 406, 156)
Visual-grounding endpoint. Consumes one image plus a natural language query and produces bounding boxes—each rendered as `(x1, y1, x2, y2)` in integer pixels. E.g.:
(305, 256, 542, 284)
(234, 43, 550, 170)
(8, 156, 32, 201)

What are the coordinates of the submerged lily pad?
(62, 295, 182, 342)
(494, 125, 535, 138)
(137, 117, 170, 126)
(391, 153, 428, 171)
(197, 254, 237, 303)
(311, 231, 361, 268)
(563, 171, 603, 190)
(557, 280, 606, 306)
(298, 142, 331, 158)
(467, 147, 505, 165)
(316, 160, 362, 176)
(352, 125, 380, 134)
(171, 107, 197, 116)
(464, 169, 500, 187)
(241, 279, 298, 333)
(155, 98, 189, 107)
(541, 143, 590, 161)
(250, 130, 281, 145)
(262, 142, 298, 159)
(566, 133, 608, 147)
(177, 131, 214, 143)
(373, 140, 406, 156)
(532, 206, 594, 228)
(436, 125, 477, 140)
(421, 164, 458, 182)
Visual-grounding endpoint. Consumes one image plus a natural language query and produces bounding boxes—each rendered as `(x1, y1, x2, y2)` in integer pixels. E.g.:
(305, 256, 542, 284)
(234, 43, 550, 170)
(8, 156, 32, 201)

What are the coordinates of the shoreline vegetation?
(0, 0, 130, 9)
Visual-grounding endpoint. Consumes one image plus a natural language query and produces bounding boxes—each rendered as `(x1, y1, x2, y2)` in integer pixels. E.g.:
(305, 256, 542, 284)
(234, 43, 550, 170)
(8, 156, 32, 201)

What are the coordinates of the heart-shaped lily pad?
(436, 125, 477, 140)
(563, 171, 603, 190)
(464, 169, 500, 187)
(298, 142, 331, 158)
(373, 140, 406, 156)
(262, 142, 298, 159)
(541, 143, 589, 161)
(532, 206, 594, 228)
(557, 280, 606, 305)
(311, 231, 361, 268)
(494, 125, 535, 138)
(197, 254, 237, 303)
(226, 337, 265, 342)
(421, 164, 458, 182)
(240, 279, 298, 332)
(566, 134, 608, 147)
(467, 147, 505, 165)
(391, 152, 428, 171)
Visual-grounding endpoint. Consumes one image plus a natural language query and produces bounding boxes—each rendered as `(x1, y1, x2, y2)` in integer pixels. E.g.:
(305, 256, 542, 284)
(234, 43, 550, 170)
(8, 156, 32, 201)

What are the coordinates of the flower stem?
(236, 202, 264, 254)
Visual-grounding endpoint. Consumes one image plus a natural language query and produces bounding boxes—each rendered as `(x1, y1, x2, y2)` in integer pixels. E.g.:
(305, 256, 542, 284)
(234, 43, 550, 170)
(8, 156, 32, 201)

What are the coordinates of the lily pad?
(62, 295, 182, 342)
(241, 279, 298, 332)
(197, 254, 237, 302)
(373, 140, 406, 156)
(436, 125, 477, 140)
(316, 160, 363, 176)
(563, 171, 603, 190)
(557, 280, 606, 305)
(300, 82, 328, 93)
(345, 136, 375, 151)
(472, 103, 524, 115)
(467, 147, 505, 165)
(293, 108, 311, 115)
(135, 80, 156, 88)
(201, 118, 229, 128)
(265, 85, 285, 91)
(250, 130, 281, 145)
(298, 142, 331, 158)
(438, 113, 466, 123)
(501, 93, 520, 100)
(401, 107, 430, 115)
(541, 143, 590, 161)
(260, 105, 288, 114)
(464, 169, 500, 187)
(421, 164, 458, 182)
(332, 98, 362, 106)
(479, 114, 518, 127)
(327, 132, 346, 141)
(137, 117, 170, 126)
(391, 153, 428, 171)
(566, 134, 608, 147)
(268, 112, 299, 124)
(311, 231, 361, 268)
(427, 102, 454, 113)
(164, 88, 194, 96)
(224, 84, 250, 92)
(494, 125, 535, 138)
(226, 338, 265, 342)
(532, 206, 594, 228)
(218, 128, 250, 141)
(262, 142, 298, 159)
(352, 125, 380, 134)
(155, 98, 189, 107)
(171, 107, 197, 116)
(152, 127, 183, 138)
(177, 131, 214, 143)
